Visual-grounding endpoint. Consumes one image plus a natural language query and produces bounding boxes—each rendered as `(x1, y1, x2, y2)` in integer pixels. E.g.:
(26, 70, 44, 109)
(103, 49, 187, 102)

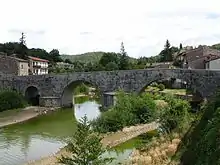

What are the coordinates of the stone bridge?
(0, 68, 220, 108)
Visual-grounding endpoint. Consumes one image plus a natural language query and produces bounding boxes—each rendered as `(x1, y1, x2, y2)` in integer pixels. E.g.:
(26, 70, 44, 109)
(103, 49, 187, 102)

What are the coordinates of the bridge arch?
(61, 80, 101, 108)
(25, 86, 40, 106)
(137, 72, 204, 101)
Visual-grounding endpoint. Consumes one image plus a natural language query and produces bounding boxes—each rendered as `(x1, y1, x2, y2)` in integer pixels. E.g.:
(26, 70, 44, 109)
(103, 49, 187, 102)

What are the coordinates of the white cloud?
(0, 0, 220, 58)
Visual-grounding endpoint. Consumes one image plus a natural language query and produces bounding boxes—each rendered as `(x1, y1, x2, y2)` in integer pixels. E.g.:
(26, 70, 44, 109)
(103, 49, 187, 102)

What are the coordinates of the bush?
(74, 83, 89, 95)
(0, 90, 27, 112)
(91, 91, 158, 133)
(158, 83, 165, 91)
(59, 116, 114, 165)
(159, 94, 191, 134)
(175, 92, 220, 165)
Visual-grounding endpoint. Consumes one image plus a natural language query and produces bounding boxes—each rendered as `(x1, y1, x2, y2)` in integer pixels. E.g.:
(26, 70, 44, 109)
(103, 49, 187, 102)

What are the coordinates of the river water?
(0, 97, 138, 165)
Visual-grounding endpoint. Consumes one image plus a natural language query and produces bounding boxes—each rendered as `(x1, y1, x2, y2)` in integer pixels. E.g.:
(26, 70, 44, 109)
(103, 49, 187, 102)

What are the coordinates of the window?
(21, 64, 23, 69)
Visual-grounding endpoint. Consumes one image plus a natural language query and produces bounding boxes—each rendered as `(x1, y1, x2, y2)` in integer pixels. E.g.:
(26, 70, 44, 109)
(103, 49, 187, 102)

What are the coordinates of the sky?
(1, 0, 220, 58)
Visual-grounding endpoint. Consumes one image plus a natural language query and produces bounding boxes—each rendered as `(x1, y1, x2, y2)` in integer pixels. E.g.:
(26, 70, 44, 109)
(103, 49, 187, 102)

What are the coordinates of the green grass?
(145, 86, 160, 92)
(162, 89, 187, 95)
(145, 87, 190, 96)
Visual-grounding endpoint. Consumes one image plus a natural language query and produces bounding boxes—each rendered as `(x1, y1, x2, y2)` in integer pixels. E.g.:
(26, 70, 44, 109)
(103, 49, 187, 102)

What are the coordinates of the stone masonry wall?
(1, 69, 220, 107)
(0, 54, 19, 75)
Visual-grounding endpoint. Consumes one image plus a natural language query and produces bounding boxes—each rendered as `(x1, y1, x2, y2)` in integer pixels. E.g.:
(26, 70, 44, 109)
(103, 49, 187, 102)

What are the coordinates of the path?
(101, 121, 159, 147)
(26, 121, 159, 165)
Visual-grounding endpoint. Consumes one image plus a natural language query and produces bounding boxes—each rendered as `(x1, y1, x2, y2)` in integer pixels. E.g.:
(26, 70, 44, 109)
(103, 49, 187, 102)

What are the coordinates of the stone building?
(205, 56, 220, 70)
(28, 56, 49, 75)
(176, 46, 220, 69)
(0, 53, 29, 76)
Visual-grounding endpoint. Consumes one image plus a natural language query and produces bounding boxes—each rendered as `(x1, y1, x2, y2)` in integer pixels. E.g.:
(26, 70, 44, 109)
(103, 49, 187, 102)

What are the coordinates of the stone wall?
(1, 68, 220, 107)
(0, 54, 19, 75)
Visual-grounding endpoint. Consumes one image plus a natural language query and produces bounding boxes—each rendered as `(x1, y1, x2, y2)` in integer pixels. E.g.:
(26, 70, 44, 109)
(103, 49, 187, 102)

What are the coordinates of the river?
(0, 96, 139, 165)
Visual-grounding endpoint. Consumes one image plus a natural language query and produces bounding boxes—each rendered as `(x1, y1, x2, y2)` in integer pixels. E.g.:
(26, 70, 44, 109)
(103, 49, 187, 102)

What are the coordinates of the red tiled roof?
(28, 56, 49, 62)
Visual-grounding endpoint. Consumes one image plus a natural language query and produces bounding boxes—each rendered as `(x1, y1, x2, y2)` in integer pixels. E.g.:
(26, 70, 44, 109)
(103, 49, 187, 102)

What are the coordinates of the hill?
(61, 51, 137, 63)
(210, 43, 220, 50)
(61, 52, 105, 63)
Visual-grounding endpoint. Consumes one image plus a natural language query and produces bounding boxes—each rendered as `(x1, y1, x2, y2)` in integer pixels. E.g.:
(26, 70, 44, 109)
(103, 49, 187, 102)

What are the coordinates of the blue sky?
(0, 0, 220, 58)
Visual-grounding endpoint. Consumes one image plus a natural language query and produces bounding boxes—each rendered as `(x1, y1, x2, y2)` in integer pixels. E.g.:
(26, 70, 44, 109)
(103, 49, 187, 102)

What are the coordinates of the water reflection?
(0, 97, 101, 165)
(0, 97, 135, 165)
(74, 101, 101, 121)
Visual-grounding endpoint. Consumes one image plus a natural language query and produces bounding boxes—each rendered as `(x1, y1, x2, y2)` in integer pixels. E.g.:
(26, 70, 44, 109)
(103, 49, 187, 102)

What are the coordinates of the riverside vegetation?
(58, 90, 194, 165)
(59, 116, 114, 165)
(0, 90, 27, 112)
(1, 87, 219, 164)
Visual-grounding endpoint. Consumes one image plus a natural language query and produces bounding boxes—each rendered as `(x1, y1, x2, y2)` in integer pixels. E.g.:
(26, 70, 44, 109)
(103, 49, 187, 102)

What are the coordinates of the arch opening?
(61, 80, 100, 108)
(140, 78, 189, 94)
(25, 86, 40, 106)
(140, 77, 204, 111)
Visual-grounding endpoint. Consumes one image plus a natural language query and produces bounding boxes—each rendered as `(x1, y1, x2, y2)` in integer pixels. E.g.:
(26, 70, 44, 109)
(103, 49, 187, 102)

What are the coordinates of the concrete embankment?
(26, 121, 159, 165)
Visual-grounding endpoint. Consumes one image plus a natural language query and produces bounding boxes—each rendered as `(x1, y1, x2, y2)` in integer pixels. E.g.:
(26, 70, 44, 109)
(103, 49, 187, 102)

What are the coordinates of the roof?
(204, 55, 220, 63)
(28, 56, 49, 62)
(9, 56, 28, 62)
(0, 53, 28, 62)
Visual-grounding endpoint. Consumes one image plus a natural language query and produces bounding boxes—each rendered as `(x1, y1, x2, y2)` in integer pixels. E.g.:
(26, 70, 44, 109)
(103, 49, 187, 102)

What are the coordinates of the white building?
(205, 56, 220, 70)
(28, 56, 49, 75)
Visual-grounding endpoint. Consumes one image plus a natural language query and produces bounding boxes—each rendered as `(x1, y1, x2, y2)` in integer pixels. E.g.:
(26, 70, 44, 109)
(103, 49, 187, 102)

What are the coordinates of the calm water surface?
(0, 97, 137, 165)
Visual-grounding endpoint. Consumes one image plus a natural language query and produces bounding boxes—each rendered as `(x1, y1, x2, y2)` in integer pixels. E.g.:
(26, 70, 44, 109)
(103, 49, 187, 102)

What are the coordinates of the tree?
(59, 115, 113, 165)
(180, 43, 183, 50)
(105, 62, 119, 71)
(19, 32, 26, 45)
(165, 39, 170, 50)
(119, 42, 129, 70)
(17, 32, 28, 59)
(159, 39, 173, 62)
(99, 52, 120, 67)
(65, 59, 73, 64)
(49, 49, 63, 63)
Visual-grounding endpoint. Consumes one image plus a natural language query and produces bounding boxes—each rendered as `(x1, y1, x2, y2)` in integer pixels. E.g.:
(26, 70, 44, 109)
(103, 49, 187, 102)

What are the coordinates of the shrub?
(158, 83, 165, 91)
(159, 94, 191, 134)
(151, 82, 158, 87)
(175, 92, 220, 165)
(0, 90, 27, 112)
(59, 116, 114, 165)
(74, 83, 89, 95)
(91, 91, 158, 133)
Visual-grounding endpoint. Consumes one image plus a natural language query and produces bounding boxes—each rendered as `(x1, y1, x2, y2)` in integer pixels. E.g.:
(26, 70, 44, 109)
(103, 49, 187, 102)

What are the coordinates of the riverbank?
(0, 106, 58, 128)
(127, 132, 181, 165)
(25, 122, 159, 165)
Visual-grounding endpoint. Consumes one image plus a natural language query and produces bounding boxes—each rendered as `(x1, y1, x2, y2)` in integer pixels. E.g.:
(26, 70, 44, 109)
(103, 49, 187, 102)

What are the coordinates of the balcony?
(33, 64, 48, 69)
(33, 64, 41, 68)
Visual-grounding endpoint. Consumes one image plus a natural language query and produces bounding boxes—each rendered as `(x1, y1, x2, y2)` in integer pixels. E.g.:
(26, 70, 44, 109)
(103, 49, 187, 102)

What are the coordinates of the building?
(28, 56, 49, 75)
(176, 46, 220, 69)
(205, 56, 220, 70)
(56, 62, 74, 70)
(0, 53, 29, 76)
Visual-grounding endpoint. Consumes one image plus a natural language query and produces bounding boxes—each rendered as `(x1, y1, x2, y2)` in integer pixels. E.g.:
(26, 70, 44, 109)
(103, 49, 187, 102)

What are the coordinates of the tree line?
(0, 32, 183, 73)
(0, 33, 63, 64)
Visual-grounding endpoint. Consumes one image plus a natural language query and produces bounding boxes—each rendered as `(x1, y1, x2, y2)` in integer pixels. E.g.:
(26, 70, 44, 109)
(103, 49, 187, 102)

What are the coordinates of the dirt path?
(26, 122, 159, 165)
(0, 106, 58, 128)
